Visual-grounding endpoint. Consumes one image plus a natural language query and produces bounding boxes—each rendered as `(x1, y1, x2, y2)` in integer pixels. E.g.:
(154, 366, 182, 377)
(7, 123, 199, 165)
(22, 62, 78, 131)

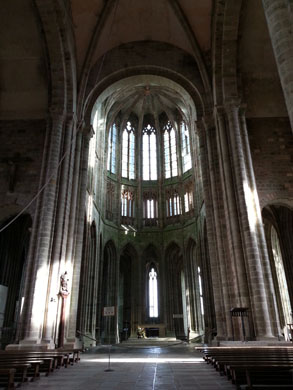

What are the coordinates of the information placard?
(103, 306, 115, 316)
(173, 314, 183, 318)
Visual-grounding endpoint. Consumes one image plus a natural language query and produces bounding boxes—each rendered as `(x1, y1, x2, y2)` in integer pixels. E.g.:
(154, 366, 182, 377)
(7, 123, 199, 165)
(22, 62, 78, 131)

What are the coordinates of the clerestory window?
(163, 121, 178, 179)
(122, 121, 135, 180)
(166, 189, 181, 218)
(143, 124, 157, 180)
(184, 183, 194, 213)
(143, 191, 158, 226)
(107, 123, 117, 174)
(121, 189, 134, 218)
(180, 121, 192, 173)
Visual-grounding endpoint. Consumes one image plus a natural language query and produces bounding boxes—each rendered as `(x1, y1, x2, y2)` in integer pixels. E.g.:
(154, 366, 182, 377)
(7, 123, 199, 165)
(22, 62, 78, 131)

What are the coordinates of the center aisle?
(24, 345, 235, 389)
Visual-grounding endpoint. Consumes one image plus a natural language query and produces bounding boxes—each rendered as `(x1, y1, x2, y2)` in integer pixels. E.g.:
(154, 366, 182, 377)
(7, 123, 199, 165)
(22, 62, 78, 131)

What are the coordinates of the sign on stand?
(103, 306, 115, 372)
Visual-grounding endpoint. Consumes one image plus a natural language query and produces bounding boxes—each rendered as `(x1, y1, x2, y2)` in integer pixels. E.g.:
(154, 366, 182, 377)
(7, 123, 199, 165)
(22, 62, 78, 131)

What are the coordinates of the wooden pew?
(197, 346, 293, 389)
(0, 348, 81, 389)
(0, 368, 16, 389)
(0, 358, 45, 380)
(0, 362, 31, 385)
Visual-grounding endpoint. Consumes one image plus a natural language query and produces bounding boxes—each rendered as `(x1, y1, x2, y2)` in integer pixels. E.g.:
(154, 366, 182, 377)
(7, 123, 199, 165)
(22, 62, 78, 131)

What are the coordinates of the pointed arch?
(119, 243, 138, 339)
(262, 205, 293, 337)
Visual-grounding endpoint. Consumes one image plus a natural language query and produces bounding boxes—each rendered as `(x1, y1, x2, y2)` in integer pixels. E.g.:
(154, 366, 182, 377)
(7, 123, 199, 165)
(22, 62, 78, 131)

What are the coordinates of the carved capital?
(214, 105, 225, 118)
(223, 98, 242, 116)
(202, 114, 215, 131)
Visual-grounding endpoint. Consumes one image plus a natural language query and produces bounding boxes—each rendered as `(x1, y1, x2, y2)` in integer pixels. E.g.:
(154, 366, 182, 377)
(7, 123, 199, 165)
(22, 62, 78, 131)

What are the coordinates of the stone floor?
(24, 344, 236, 390)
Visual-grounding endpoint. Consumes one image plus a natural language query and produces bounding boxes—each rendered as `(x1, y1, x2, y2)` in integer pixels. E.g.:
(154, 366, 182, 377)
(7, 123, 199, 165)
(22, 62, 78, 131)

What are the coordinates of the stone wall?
(0, 119, 46, 222)
(247, 117, 293, 208)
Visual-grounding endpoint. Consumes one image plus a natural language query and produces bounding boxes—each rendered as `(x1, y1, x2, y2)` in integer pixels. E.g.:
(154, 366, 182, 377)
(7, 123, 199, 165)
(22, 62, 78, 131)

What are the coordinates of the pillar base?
(63, 337, 83, 350)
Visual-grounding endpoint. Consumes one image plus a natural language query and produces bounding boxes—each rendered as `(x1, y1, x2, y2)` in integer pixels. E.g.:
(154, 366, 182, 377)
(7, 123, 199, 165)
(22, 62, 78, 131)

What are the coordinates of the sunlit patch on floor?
(82, 357, 204, 364)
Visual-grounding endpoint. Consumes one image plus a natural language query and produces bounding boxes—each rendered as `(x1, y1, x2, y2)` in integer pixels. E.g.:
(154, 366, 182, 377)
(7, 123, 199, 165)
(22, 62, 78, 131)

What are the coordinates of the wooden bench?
(0, 362, 31, 385)
(0, 351, 66, 369)
(197, 346, 293, 389)
(0, 368, 16, 389)
(0, 358, 45, 380)
(0, 348, 81, 389)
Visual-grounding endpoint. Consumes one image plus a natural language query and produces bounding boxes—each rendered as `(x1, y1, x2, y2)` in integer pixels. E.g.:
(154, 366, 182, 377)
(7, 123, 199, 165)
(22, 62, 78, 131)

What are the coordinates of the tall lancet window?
(143, 124, 157, 180)
(180, 121, 192, 173)
(149, 267, 158, 317)
(271, 226, 292, 326)
(107, 123, 117, 174)
(122, 121, 135, 179)
(164, 121, 178, 178)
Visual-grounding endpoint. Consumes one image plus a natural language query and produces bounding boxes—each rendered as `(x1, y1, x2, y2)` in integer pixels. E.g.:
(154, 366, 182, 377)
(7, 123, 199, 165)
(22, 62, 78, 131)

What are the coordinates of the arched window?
(166, 189, 181, 218)
(142, 124, 157, 180)
(107, 123, 117, 174)
(271, 226, 292, 326)
(121, 188, 135, 226)
(197, 266, 204, 315)
(180, 121, 192, 173)
(149, 267, 158, 318)
(143, 191, 158, 226)
(163, 121, 178, 178)
(184, 182, 194, 213)
(122, 121, 135, 180)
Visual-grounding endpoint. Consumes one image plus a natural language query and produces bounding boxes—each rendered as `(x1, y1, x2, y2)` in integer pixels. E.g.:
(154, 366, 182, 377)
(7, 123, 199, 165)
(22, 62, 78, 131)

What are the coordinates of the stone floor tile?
(23, 345, 235, 390)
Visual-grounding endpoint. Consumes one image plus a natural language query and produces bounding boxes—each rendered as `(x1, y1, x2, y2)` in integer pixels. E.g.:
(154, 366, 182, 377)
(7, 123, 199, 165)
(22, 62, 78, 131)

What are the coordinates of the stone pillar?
(64, 124, 93, 348)
(42, 115, 76, 346)
(239, 107, 280, 336)
(215, 108, 251, 317)
(223, 101, 274, 339)
(203, 115, 236, 340)
(263, 0, 293, 133)
(17, 110, 66, 347)
(197, 119, 226, 340)
(16, 118, 51, 343)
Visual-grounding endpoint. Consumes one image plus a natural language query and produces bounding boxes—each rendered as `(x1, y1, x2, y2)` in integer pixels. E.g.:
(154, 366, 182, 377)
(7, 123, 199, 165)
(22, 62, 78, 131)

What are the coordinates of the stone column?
(215, 108, 250, 309)
(224, 101, 274, 339)
(196, 119, 226, 340)
(203, 115, 236, 340)
(64, 124, 93, 347)
(16, 118, 51, 342)
(42, 115, 76, 346)
(263, 0, 293, 133)
(239, 107, 280, 336)
(18, 110, 66, 346)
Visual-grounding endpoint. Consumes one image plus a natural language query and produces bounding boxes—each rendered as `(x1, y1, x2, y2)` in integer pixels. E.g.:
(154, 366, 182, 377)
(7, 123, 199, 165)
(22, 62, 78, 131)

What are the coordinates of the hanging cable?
(0, 0, 120, 235)
(0, 121, 84, 234)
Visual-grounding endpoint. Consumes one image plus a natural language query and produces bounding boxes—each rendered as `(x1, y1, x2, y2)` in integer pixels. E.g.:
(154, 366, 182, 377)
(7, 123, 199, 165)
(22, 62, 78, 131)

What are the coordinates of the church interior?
(0, 0, 293, 388)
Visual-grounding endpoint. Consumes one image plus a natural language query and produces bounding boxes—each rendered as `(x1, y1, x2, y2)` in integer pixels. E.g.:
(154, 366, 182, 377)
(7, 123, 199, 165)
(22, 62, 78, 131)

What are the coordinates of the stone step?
(120, 337, 182, 347)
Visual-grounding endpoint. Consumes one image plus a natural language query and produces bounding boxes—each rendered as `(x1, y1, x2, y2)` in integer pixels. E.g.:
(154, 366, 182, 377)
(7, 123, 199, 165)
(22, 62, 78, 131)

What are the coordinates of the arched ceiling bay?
(0, 0, 48, 119)
(71, 0, 212, 77)
(92, 75, 197, 125)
